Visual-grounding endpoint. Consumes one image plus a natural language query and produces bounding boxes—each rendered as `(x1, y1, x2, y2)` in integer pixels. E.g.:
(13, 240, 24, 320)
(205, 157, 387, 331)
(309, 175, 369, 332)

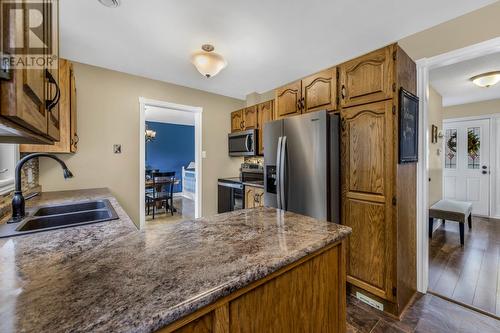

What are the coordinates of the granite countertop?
(0, 188, 351, 333)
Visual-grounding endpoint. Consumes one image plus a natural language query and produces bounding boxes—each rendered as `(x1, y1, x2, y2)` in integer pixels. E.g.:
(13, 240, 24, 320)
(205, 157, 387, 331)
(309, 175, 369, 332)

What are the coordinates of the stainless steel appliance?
(264, 110, 340, 221)
(228, 129, 257, 156)
(218, 162, 264, 213)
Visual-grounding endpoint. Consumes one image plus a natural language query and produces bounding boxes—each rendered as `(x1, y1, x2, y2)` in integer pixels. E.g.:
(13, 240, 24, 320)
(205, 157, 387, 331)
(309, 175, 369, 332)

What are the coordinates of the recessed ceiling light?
(98, 0, 119, 8)
(191, 44, 227, 78)
(470, 71, 500, 88)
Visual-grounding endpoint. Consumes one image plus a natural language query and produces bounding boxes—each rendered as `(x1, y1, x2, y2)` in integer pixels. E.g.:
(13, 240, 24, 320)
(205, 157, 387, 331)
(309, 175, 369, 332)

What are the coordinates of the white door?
(443, 119, 490, 216)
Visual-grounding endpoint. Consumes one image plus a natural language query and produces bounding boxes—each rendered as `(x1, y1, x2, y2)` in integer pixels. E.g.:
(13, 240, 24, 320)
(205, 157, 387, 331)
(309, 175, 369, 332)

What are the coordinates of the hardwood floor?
(347, 293, 500, 332)
(428, 216, 500, 316)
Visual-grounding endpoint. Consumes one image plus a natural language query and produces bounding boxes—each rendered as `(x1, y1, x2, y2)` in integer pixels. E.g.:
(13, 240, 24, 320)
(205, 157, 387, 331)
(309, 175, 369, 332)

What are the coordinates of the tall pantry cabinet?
(339, 44, 417, 316)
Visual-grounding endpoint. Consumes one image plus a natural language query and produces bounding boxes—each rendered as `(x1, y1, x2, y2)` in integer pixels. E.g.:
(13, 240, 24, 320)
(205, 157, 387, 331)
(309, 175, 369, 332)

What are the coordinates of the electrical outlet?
(113, 144, 122, 154)
(356, 292, 384, 311)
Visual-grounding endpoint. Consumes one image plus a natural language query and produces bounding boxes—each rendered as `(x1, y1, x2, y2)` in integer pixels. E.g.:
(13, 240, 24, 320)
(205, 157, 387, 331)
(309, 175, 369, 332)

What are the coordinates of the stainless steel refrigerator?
(264, 110, 340, 222)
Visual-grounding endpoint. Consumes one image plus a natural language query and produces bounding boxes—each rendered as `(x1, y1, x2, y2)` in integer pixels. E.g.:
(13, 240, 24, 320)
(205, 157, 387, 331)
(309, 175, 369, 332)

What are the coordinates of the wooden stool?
(429, 199, 472, 246)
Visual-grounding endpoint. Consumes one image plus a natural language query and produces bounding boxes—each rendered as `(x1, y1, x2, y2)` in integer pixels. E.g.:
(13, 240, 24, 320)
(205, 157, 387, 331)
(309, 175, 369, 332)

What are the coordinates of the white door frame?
(415, 36, 500, 293)
(139, 97, 203, 229)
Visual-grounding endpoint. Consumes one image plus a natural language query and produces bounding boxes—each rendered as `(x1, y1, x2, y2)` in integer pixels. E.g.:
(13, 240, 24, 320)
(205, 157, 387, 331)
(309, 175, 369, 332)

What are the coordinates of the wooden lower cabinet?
(160, 241, 347, 333)
(244, 186, 264, 209)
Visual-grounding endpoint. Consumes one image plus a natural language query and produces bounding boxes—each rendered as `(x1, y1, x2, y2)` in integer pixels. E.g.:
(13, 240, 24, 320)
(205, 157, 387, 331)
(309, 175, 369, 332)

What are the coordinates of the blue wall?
(145, 122, 195, 193)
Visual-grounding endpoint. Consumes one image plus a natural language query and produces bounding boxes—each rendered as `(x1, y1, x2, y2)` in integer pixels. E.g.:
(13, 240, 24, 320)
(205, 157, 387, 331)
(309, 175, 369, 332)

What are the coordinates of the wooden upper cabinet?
(340, 99, 394, 301)
(69, 64, 78, 152)
(257, 100, 273, 155)
(21, 59, 78, 153)
(275, 80, 301, 119)
(302, 67, 337, 113)
(0, 0, 60, 143)
(231, 109, 244, 132)
(339, 46, 394, 108)
(243, 105, 257, 130)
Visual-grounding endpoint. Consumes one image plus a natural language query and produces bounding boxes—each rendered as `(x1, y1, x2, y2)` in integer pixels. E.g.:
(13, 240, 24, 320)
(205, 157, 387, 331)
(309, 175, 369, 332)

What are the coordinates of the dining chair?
(146, 171, 175, 219)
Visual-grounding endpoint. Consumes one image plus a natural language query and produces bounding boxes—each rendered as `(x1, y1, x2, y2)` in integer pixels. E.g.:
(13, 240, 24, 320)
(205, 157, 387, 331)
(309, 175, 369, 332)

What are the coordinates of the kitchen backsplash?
(244, 156, 264, 166)
(0, 157, 40, 223)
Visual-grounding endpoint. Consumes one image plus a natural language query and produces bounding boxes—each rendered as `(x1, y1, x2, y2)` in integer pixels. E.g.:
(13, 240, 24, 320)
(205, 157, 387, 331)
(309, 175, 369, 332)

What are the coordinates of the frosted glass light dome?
(470, 71, 500, 88)
(191, 44, 227, 78)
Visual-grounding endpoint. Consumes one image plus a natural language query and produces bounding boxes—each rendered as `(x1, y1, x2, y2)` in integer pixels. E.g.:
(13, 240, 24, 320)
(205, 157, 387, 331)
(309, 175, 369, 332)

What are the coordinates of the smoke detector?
(98, 0, 119, 8)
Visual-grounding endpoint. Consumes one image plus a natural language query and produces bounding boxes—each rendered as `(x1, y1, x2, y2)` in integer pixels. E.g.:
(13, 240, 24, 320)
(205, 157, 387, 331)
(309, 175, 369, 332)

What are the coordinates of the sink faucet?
(10, 153, 73, 223)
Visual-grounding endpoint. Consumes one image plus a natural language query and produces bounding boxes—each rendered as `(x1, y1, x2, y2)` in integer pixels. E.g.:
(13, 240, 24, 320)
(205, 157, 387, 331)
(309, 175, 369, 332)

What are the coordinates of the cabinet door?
(0, 1, 48, 134)
(45, 0, 60, 140)
(69, 63, 78, 152)
(231, 110, 243, 133)
(302, 68, 337, 113)
(339, 46, 394, 108)
(245, 187, 255, 209)
(340, 100, 394, 301)
(275, 81, 301, 119)
(254, 188, 264, 207)
(257, 100, 274, 155)
(243, 105, 257, 130)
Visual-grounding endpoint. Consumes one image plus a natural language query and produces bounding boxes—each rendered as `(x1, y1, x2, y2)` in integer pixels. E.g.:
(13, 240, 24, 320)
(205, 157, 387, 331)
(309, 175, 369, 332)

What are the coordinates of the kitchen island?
(0, 188, 351, 333)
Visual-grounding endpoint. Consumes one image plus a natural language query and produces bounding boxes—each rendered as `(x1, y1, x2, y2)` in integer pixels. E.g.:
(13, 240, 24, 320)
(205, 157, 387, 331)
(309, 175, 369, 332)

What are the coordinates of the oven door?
(228, 130, 256, 156)
(218, 181, 244, 213)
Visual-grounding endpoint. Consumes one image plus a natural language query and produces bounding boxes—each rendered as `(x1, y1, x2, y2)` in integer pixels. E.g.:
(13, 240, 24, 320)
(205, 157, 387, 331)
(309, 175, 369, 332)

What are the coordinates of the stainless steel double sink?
(0, 199, 119, 238)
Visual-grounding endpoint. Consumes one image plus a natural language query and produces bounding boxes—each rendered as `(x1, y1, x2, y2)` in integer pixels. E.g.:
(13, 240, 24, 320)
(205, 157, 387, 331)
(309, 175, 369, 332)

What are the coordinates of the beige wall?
(399, 1, 500, 60)
(443, 98, 500, 119)
(245, 90, 275, 106)
(39, 62, 245, 225)
(428, 87, 444, 206)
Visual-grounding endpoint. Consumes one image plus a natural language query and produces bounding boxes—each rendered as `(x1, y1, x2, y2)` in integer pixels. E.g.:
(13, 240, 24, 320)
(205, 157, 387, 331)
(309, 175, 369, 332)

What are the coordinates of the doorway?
(417, 37, 500, 317)
(139, 98, 202, 229)
(443, 118, 491, 216)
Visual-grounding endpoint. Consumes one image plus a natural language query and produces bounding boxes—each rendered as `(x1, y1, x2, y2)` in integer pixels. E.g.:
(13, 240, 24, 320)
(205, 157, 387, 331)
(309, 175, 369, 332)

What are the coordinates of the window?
(445, 129, 457, 169)
(0, 144, 18, 195)
(467, 127, 481, 169)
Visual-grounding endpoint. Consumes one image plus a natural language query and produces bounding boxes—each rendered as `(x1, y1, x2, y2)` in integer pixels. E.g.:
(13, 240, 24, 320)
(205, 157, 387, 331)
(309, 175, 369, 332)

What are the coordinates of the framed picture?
(431, 124, 438, 143)
(398, 88, 419, 163)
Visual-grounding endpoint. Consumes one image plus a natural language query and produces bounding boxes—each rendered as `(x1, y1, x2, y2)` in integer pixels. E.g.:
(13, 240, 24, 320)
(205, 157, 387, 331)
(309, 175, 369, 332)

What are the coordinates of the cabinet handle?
(71, 134, 79, 146)
(340, 85, 346, 100)
(300, 97, 305, 110)
(341, 118, 346, 131)
(45, 69, 61, 111)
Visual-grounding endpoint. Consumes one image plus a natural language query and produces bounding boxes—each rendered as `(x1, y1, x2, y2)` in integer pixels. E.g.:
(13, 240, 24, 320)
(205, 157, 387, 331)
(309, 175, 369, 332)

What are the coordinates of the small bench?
(429, 199, 472, 246)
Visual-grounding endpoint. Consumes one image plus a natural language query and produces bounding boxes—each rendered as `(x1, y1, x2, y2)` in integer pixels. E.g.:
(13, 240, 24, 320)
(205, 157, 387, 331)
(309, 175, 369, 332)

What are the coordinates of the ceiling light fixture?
(470, 71, 500, 88)
(98, 0, 119, 8)
(191, 44, 227, 78)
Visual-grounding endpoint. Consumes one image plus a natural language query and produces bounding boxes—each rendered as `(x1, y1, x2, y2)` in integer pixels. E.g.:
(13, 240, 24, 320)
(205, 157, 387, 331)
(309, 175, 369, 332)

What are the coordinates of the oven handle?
(218, 182, 243, 190)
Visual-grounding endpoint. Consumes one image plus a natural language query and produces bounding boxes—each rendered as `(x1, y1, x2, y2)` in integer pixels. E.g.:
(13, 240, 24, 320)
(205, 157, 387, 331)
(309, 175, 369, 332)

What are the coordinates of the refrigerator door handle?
(280, 136, 287, 210)
(276, 136, 283, 209)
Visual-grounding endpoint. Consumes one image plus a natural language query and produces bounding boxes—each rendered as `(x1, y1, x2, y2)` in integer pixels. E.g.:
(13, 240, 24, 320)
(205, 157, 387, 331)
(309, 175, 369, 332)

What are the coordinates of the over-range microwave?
(228, 129, 257, 156)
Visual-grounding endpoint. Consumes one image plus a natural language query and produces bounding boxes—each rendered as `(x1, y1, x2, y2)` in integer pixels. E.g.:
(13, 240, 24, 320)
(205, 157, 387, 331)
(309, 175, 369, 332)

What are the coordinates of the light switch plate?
(113, 144, 122, 154)
(202, 151, 207, 158)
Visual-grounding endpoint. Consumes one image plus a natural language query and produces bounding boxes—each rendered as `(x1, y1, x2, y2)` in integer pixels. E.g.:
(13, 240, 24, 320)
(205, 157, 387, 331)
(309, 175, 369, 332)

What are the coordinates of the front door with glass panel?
(443, 119, 490, 216)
